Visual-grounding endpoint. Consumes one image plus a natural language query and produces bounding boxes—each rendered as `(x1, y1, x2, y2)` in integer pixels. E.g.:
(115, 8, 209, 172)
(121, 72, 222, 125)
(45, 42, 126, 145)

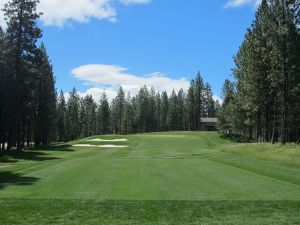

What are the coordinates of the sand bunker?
(73, 144, 128, 148)
(98, 145, 128, 148)
(87, 139, 128, 142)
(73, 144, 96, 147)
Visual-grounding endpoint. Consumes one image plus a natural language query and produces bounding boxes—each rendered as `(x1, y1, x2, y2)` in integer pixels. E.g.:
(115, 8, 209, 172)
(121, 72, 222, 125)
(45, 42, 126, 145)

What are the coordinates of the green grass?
(0, 132, 299, 224)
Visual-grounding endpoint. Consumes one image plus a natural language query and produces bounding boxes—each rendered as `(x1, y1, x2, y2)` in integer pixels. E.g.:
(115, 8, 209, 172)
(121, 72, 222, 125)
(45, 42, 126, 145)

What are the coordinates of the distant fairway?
(0, 132, 299, 224)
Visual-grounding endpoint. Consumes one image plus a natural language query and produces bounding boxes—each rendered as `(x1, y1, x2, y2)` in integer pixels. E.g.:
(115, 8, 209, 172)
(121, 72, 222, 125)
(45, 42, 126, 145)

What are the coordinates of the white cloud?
(224, 0, 261, 8)
(213, 95, 223, 105)
(71, 64, 190, 101)
(0, 0, 151, 27)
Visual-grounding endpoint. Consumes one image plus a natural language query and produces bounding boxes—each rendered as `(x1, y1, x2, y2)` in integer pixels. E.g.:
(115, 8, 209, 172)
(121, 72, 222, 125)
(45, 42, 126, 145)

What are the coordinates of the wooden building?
(199, 118, 218, 131)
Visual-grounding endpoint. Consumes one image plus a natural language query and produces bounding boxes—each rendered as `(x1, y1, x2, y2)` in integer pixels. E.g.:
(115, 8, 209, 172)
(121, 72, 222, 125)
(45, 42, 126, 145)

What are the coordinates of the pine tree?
(177, 89, 185, 130)
(57, 90, 67, 142)
(0, 27, 7, 152)
(220, 0, 300, 143)
(97, 92, 111, 134)
(203, 83, 216, 117)
(154, 93, 162, 131)
(168, 90, 178, 130)
(3, 0, 42, 151)
(217, 79, 235, 135)
(116, 87, 125, 133)
(122, 93, 134, 134)
(111, 87, 125, 134)
(135, 86, 149, 132)
(148, 87, 156, 131)
(270, 0, 300, 143)
(79, 95, 96, 138)
(187, 80, 196, 131)
(33, 44, 56, 146)
(66, 88, 80, 140)
(160, 91, 169, 131)
(194, 72, 204, 130)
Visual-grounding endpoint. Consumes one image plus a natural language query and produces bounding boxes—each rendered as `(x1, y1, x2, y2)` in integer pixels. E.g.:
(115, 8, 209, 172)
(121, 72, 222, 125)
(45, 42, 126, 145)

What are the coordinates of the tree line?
(56, 73, 218, 142)
(217, 0, 300, 144)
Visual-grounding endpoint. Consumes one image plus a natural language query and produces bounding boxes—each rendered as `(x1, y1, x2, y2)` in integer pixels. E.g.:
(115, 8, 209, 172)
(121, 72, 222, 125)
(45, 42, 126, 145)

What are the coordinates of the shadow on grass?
(0, 171, 39, 190)
(220, 133, 250, 143)
(31, 144, 74, 152)
(0, 150, 60, 162)
(0, 156, 18, 163)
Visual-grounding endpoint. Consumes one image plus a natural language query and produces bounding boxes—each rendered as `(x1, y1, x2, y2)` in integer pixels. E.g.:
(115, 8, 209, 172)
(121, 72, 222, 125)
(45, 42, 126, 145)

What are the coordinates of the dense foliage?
(0, 0, 56, 152)
(217, 0, 300, 144)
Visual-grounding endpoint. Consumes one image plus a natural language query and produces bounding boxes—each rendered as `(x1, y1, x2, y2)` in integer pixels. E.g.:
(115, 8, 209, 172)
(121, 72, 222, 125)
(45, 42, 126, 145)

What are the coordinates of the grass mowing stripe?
(207, 153, 300, 186)
(1, 199, 299, 225)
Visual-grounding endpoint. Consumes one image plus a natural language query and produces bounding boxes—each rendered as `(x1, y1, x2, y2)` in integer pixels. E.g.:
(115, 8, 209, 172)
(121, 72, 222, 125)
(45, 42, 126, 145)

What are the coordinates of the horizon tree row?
(56, 73, 219, 142)
(0, 0, 56, 153)
(217, 0, 300, 144)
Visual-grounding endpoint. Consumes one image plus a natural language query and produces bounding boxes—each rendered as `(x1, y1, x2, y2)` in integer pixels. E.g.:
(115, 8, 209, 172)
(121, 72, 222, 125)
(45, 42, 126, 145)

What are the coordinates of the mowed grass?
(0, 132, 299, 224)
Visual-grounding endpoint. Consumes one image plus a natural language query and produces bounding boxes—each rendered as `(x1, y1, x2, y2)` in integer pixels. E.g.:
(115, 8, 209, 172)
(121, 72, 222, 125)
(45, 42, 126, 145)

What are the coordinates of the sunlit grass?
(0, 132, 299, 224)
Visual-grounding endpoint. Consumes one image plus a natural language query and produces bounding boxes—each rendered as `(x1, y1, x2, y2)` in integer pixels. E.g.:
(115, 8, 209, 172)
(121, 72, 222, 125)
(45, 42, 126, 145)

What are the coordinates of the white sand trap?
(98, 145, 128, 148)
(88, 138, 128, 142)
(73, 144, 96, 147)
(73, 144, 128, 148)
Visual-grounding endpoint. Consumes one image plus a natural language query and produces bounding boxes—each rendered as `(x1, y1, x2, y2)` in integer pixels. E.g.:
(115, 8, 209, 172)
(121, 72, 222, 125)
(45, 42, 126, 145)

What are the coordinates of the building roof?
(200, 118, 218, 123)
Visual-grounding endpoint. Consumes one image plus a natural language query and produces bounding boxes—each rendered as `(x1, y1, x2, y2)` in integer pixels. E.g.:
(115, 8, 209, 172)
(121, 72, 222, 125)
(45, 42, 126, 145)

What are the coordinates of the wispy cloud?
(224, 0, 261, 8)
(0, 0, 151, 27)
(71, 64, 190, 101)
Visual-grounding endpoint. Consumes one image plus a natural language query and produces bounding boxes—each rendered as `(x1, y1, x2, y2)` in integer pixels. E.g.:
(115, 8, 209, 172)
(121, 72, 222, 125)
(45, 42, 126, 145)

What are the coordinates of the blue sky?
(0, 0, 261, 100)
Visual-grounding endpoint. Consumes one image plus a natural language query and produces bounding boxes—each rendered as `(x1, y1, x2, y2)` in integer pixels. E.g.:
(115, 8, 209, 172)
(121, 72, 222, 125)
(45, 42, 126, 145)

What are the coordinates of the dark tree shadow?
(28, 144, 74, 152)
(40, 144, 74, 152)
(0, 171, 39, 190)
(220, 133, 251, 143)
(0, 157, 17, 163)
(0, 144, 74, 162)
(0, 150, 60, 161)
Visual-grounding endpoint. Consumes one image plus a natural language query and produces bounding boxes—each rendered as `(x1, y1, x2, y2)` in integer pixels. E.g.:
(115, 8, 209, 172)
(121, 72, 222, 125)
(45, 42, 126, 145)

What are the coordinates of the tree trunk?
(27, 117, 31, 147)
(7, 127, 14, 150)
(15, 34, 23, 152)
(256, 111, 261, 142)
(280, 42, 288, 144)
(249, 125, 253, 142)
(271, 97, 277, 144)
(265, 105, 269, 142)
(280, 2, 289, 145)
